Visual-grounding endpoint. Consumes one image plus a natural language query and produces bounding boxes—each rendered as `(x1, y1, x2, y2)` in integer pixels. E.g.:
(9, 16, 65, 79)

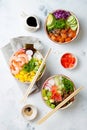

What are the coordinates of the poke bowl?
(9, 44, 46, 83)
(45, 9, 79, 44)
(41, 75, 76, 109)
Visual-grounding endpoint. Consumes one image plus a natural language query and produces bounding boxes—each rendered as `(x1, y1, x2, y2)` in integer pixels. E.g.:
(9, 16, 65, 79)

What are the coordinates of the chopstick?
(37, 86, 83, 125)
(21, 48, 51, 103)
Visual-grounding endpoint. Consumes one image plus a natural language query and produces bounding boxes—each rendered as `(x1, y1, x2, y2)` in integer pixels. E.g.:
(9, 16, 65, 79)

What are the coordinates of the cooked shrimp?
(9, 49, 29, 75)
(9, 55, 18, 65)
(9, 55, 15, 65)
(18, 54, 28, 63)
(17, 57, 27, 66)
(14, 49, 25, 56)
(10, 64, 19, 75)
(10, 53, 28, 66)
(12, 60, 20, 68)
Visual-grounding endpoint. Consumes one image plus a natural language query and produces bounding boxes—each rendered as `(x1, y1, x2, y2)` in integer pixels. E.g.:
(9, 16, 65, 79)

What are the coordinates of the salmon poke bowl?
(9, 44, 46, 83)
(42, 75, 75, 109)
(45, 9, 79, 44)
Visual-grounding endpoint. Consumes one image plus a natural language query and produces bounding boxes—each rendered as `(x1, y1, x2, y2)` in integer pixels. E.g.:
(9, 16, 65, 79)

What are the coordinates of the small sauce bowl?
(22, 104, 37, 121)
(60, 52, 78, 69)
(25, 15, 40, 32)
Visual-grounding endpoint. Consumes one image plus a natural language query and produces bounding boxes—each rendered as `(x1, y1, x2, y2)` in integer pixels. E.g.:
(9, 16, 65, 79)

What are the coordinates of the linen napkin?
(1, 36, 43, 94)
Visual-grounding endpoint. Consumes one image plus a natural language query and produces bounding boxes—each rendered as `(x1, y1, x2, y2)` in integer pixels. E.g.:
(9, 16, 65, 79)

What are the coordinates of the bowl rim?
(45, 9, 80, 45)
(60, 52, 78, 70)
(41, 74, 76, 109)
(9, 49, 46, 84)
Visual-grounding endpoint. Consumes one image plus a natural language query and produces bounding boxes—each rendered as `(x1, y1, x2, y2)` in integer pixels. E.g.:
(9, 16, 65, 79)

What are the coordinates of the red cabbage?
(53, 10, 71, 19)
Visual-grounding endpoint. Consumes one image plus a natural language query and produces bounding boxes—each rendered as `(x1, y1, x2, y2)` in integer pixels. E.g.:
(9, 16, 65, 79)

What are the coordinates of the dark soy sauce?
(24, 107, 33, 116)
(25, 107, 32, 112)
(26, 16, 37, 27)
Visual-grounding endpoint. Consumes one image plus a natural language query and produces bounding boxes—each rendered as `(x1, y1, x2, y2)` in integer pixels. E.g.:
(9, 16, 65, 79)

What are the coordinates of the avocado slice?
(42, 89, 47, 97)
(46, 13, 56, 27)
(46, 13, 56, 30)
(47, 24, 55, 31)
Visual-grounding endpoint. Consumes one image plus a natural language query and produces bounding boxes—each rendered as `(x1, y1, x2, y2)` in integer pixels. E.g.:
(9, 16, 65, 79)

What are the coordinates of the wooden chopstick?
(37, 86, 83, 125)
(21, 48, 51, 103)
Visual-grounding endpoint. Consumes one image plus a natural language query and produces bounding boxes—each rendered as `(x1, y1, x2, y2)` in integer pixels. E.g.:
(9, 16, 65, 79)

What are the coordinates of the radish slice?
(26, 50, 33, 56)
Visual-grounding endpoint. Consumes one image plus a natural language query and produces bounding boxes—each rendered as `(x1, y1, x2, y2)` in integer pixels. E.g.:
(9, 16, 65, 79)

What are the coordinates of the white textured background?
(0, 0, 87, 130)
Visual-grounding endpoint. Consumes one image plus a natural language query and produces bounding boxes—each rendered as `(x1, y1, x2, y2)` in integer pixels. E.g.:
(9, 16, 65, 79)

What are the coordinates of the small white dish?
(22, 104, 37, 121)
(21, 12, 40, 32)
(60, 52, 78, 70)
(25, 15, 40, 32)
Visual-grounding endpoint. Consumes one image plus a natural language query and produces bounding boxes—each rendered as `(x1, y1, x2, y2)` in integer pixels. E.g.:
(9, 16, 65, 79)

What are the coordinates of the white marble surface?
(0, 0, 87, 130)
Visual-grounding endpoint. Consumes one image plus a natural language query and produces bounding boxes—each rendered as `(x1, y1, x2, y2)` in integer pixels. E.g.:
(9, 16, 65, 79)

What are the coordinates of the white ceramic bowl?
(22, 104, 37, 121)
(60, 52, 78, 70)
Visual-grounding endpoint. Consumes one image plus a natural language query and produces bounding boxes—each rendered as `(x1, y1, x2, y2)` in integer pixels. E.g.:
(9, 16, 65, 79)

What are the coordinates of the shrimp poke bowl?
(9, 44, 46, 83)
(45, 9, 79, 44)
(42, 75, 75, 109)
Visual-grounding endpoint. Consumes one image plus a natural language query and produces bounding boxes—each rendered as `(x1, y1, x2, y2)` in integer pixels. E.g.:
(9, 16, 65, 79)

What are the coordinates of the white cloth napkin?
(1, 36, 43, 94)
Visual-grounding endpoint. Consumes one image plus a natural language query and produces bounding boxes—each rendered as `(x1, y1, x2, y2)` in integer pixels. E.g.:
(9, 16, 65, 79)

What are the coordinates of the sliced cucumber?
(67, 15, 78, 31)
(54, 76, 60, 86)
(68, 19, 77, 25)
(71, 25, 78, 30)
(70, 24, 78, 27)
(67, 15, 76, 22)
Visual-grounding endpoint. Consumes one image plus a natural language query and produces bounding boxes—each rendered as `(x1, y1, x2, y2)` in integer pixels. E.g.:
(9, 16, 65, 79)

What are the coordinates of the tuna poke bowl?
(9, 44, 45, 83)
(42, 75, 75, 109)
(45, 9, 79, 44)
